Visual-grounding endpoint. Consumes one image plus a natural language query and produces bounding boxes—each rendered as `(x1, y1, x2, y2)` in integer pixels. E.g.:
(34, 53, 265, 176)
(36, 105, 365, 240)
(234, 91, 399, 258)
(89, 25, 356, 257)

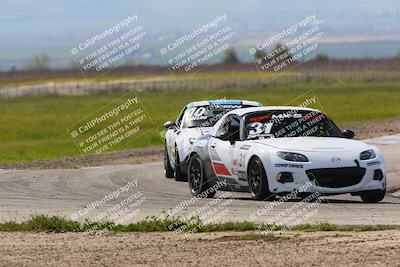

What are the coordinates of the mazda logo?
(331, 157, 341, 163)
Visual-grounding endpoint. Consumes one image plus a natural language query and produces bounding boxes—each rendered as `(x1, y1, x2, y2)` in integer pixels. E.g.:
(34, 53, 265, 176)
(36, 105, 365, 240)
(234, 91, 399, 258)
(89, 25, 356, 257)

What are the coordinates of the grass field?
(2, 70, 399, 90)
(0, 71, 296, 89)
(0, 215, 394, 232)
(0, 80, 399, 164)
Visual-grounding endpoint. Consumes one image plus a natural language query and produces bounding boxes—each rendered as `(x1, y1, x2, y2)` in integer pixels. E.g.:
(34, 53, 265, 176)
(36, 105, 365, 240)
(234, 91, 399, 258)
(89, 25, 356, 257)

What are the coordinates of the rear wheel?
(188, 154, 216, 198)
(360, 188, 386, 203)
(174, 145, 187, 182)
(248, 157, 274, 201)
(164, 143, 174, 179)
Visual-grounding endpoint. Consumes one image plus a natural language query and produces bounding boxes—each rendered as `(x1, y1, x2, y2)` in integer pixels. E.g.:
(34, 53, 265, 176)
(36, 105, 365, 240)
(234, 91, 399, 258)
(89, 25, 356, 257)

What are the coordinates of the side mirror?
(342, 129, 355, 139)
(215, 128, 237, 145)
(227, 135, 236, 145)
(216, 132, 235, 144)
(164, 121, 176, 129)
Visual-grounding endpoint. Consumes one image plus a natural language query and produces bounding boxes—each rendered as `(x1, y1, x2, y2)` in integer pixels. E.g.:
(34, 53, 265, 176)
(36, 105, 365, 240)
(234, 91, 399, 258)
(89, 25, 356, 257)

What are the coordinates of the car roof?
(225, 106, 322, 116)
(186, 100, 262, 108)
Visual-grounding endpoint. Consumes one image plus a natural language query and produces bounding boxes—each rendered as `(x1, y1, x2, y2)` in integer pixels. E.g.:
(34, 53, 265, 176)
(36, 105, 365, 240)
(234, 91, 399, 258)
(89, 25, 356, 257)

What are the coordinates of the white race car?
(187, 106, 386, 203)
(163, 100, 262, 181)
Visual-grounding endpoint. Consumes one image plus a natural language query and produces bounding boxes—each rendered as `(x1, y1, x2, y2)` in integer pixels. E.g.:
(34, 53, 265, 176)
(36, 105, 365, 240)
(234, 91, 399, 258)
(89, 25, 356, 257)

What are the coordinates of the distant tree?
(254, 49, 267, 62)
(314, 53, 329, 61)
(24, 53, 51, 70)
(9, 66, 17, 72)
(222, 48, 240, 64)
(271, 43, 295, 64)
(124, 57, 136, 66)
(396, 50, 400, 59)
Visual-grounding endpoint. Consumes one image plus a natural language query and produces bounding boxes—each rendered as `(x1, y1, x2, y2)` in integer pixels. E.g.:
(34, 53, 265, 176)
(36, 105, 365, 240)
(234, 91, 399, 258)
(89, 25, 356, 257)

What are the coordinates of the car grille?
(306, 167, 366, 188)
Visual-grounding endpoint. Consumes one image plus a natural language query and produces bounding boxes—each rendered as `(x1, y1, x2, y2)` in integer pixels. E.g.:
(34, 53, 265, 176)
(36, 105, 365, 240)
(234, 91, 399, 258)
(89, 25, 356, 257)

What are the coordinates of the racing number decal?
(232, 153, 246, 176)
(188, 107, 207, 120)
(248, 122, 273, 135)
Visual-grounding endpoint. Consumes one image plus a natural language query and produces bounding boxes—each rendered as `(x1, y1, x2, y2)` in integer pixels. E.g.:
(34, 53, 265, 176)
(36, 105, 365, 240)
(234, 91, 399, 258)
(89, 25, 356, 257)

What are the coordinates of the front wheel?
(187, 154, 216, 198)
(359, 189, 386, 203)
(247, 157, 274, 201)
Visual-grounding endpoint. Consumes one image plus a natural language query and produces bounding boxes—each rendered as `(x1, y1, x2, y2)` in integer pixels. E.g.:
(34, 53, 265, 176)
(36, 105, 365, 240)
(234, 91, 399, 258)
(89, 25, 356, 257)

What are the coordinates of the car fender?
(370, 145, 387, 188)
(371, 145, 386, 173)
(175, 130, 193, 162)
(165, 129, 176, 166)
(239, 143, 273, 185)
(190, 136, 216, 180)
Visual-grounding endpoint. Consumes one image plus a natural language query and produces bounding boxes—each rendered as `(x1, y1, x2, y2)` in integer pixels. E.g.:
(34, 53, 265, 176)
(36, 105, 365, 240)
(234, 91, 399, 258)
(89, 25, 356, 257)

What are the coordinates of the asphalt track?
(0, 135, 399, 226)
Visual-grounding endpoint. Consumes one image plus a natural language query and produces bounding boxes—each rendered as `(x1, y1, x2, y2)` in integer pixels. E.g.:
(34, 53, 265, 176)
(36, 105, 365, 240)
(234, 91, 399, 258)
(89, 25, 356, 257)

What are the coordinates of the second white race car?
(163, 100, 262, 181)
(187, 106, 386, 203)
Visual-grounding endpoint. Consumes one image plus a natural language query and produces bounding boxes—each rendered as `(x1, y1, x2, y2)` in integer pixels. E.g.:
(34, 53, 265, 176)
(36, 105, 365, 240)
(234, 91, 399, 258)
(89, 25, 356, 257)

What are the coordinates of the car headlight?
(277, 152, 309, 162)
(360, 149, 376, 160)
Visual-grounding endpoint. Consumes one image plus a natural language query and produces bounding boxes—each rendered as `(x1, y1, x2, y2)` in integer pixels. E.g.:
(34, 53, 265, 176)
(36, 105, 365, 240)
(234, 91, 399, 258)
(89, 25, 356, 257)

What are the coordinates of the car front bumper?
(266, 156, 386, 195)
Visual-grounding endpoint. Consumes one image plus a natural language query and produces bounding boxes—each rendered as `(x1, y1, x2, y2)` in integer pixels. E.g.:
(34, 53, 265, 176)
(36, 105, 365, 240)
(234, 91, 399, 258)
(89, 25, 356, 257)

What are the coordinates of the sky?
(0, 0, 399, 69)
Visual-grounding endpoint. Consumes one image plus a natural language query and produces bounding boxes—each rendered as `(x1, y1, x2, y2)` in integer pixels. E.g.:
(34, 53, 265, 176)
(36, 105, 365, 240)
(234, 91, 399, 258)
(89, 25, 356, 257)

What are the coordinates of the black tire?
(187, 154, 216, 198)
(360, 188, 386, 203)
(247, 157, 274, 201)
(174, 145, 187, 182)
(164, 143, 174, 179)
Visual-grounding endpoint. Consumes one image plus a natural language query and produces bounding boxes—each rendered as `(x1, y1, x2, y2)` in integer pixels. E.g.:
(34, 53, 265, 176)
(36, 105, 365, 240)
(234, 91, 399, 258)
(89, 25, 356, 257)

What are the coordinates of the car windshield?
(244, 109, 343, 140)
(182, 105, 251, 128)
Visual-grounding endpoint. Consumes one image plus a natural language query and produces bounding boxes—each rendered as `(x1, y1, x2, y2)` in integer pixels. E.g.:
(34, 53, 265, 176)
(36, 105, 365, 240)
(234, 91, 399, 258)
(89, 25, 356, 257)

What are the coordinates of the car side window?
(175, 107, 187, 128)
(217, 115, 241, 141)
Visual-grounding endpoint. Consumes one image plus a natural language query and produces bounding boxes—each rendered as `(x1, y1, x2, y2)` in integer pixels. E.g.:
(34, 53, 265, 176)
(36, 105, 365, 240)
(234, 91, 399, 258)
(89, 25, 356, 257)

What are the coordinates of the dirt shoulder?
(0, 230, 399, 266)
(1, 118, 399, 170)
(0, 146, 163, 170)
(343, 118, 400, 140)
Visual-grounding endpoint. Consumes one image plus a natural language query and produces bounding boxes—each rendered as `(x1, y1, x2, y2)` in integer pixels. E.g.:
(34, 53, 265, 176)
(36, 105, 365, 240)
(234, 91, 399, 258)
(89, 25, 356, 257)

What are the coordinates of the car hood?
(253, 137, 370, 152)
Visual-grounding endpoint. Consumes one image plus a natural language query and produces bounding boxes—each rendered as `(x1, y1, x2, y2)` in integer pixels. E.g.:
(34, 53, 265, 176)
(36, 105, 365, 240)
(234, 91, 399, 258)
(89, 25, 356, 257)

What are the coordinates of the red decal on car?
(249, 115, 272, 122)
(213, 162, 231, 176)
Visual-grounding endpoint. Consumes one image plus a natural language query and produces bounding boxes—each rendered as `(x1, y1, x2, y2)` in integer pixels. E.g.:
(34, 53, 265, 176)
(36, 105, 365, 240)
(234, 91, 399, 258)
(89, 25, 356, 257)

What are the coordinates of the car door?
(209, 136, 234, 178)
(209, 115, 241, 179)
(174, 105, 203, 164)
